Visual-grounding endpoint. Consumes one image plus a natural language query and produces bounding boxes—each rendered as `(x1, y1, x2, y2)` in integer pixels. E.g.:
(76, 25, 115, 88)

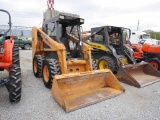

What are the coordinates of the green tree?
(143, 30, 160, 40)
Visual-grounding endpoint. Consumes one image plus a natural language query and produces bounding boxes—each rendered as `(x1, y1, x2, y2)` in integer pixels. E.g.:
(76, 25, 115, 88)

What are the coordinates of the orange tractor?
(131, 39, 160, 71)
(0, 9, 22, 102)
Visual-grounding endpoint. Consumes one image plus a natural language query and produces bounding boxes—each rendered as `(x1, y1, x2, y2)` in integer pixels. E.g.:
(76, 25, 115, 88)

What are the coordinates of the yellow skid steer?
(32, 15, 124, 112)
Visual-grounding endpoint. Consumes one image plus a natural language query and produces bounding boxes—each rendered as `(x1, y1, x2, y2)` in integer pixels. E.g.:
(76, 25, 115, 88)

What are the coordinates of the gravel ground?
(0, 50, 160, 120)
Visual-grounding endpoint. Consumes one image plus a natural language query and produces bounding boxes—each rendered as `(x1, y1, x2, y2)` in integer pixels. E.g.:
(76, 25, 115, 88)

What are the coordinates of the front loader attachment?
(117, 62, 160, 88)
(51, 69, 124, 112)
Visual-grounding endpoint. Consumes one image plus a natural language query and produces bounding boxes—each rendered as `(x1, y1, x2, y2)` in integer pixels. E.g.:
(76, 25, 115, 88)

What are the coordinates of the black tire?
(42, 59, 60, 89)
(148, 58, 160, 71)
(98, 56, 117, 73)
(12, 46, 20, 66)
(9, 65, 22, 102)
(24, 44, 31, 50)
(21, 47, 25, 50)
(92, 59, 98, 70)
(33, 55, 44, 77)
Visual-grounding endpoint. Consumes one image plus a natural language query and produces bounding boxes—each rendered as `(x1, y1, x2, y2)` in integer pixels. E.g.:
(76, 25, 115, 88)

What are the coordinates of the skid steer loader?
(32, 15, 124, 112)
(0, 9, 22, 102)
(86, 26, 160, 88)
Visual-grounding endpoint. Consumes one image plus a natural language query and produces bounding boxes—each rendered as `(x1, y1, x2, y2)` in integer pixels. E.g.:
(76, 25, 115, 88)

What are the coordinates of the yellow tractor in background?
(32, 15, 124, 112)
(86, 26, 160, 88)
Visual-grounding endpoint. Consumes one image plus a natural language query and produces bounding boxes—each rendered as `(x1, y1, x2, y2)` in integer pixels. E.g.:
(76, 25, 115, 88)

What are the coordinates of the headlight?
(59, 15, 65, 19)
(80, 19, 84, 23)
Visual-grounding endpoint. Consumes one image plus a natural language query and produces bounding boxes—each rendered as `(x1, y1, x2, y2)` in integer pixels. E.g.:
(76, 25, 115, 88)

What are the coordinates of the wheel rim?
(25, 45, 30, 49)
(43, 65, 49, 82)
(99, 60, 109, 69)
(149, 61, 158, 70)
(33, 60, 37, 73)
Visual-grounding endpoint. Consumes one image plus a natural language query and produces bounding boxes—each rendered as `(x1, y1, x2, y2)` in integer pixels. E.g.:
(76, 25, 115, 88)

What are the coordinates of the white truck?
(130, 31, 160, 45)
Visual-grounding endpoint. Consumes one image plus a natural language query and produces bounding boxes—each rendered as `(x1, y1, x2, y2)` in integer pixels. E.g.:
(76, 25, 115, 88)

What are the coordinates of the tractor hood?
(142, 43, 160, 53)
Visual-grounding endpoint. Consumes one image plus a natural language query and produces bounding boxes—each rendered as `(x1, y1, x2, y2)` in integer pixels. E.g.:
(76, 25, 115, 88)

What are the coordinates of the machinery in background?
(131, 39, 160, 71)
(130, 31, 160, 45)
(86, 26, 160, 88)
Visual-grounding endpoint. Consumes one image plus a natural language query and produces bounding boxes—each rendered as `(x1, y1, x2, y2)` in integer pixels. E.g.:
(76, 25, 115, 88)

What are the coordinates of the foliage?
(143, 29, 160, 40)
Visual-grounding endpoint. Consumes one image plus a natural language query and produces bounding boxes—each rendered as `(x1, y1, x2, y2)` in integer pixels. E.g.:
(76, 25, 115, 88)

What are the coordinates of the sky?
(0, 0, 160, 31)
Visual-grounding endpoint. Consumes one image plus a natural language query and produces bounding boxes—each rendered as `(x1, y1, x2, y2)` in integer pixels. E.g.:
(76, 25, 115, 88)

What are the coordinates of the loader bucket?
(51, 69, 124, 112)
(117, 62, 160, 88)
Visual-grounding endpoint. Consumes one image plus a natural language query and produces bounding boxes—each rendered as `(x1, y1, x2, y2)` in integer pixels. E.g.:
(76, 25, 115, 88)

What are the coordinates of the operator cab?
(89, 26, 134, 64)
(42, 15, 85, 59)
(90, 26, 131, 55)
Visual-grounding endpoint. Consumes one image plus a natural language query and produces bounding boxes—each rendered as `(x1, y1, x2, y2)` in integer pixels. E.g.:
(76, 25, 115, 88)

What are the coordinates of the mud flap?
(117, 62, 160, 88)
(51, 69, 124, 112)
